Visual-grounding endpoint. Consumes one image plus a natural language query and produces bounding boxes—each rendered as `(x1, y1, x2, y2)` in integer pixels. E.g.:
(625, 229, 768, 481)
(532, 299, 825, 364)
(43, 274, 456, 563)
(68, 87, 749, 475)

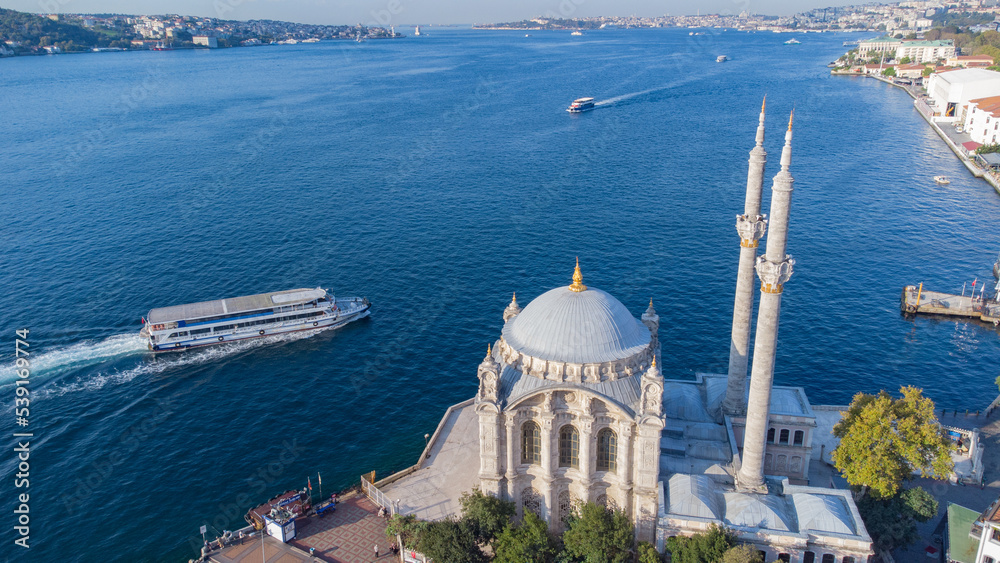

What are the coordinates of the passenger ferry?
(140, 287, 370, 352)
(567, 97, 596, 113)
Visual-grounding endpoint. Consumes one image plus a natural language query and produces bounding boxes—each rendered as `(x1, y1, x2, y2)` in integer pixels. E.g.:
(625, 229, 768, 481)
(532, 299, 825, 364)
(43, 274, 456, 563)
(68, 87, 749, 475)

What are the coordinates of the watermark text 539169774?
(13, 328, 32, 549)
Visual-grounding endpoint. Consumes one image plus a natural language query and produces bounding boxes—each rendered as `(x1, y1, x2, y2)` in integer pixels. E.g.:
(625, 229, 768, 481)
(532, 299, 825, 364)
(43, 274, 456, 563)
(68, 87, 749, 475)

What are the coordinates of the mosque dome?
(501, 261, 651, 365)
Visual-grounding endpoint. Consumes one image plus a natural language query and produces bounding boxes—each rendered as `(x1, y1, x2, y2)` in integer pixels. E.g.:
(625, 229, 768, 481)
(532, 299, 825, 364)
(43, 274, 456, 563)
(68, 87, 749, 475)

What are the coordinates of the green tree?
(385, 513, 426, 547)
(994, 374, 1000, 393)
(665, 524, 737, 563)
(417, 519, 487, 563)
(922, 66, 934, 77)
(857, 486, 939, 551)
(493, 511, 559, 563)
(832, 386, 954, 499)
(721, 544, 764, 563)
(882, 67, 897, 77)
(459, 487, 516, 546)
(637, 542, 663, 563)
(899, 56, 912, 64)
(561, 502, 635, 563)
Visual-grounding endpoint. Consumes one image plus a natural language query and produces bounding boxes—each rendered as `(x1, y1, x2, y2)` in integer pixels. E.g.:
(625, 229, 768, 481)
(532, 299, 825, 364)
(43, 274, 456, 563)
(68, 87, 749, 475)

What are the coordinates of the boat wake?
(11, 329, 326, 398)
(592, 76, 705, 108)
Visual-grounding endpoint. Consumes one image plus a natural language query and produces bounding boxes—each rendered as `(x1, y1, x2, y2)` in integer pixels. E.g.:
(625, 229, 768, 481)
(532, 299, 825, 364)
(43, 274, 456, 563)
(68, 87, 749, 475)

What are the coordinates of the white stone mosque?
(383, 102, 875, 563)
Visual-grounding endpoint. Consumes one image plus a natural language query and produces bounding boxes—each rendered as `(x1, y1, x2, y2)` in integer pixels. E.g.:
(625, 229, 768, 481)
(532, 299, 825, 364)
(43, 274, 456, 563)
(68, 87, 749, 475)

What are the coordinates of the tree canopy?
(857, 486, 939, 551)
(460, 488, 516, 546)
(832, 386, 953, 499)
(665, 524, 736, 563)
(561, 502, 635, 563)
(493, 511, 559, 563)
(416, 519, 488, 563)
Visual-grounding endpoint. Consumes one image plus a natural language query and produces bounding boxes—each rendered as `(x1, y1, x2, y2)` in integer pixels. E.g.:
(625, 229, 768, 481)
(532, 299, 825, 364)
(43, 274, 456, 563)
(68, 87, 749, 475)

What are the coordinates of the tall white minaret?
(736, 110, 796, 492)
(723, 99, 769, 416)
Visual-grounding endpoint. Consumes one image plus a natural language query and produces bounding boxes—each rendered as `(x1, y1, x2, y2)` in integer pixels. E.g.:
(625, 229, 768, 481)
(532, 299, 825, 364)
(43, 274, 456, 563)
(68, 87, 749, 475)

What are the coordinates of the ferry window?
(767, 428, 775, 443)
(191, 328, 211, 335)
(794, 430, 804, 446)
(168, 333, 178, 338)
(214, 325, 233, 332)
(178, 331, 188, 336)
(779, 429, 789, 444)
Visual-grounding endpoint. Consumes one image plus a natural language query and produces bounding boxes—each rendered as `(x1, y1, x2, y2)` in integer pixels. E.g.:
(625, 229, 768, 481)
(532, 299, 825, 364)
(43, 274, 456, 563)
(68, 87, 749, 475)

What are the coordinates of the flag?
(973, 278, 978, 288)
(308, 477, 312, 491)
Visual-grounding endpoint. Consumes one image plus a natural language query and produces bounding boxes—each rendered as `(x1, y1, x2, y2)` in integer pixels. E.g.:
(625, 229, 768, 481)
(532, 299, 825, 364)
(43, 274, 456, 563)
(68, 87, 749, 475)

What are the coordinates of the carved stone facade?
(476, 269, 664, 542)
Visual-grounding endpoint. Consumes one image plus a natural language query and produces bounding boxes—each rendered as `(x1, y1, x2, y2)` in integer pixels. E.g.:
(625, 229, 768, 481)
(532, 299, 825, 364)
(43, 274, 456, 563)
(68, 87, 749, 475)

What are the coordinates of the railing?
(361, 474, 398, 516)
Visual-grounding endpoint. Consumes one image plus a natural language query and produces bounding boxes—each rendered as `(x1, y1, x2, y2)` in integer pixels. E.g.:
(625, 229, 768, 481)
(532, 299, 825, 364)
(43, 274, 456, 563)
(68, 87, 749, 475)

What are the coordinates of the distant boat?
(414, 26, 421, 36)
(571, 31, 583, 36)
(525, 34, 532, 37)
(716, 55, 728, 63)
(356, 32, 364, 42)
(784, 38, 801, 45)
(934, 176, 951, 185)
(567, 97, 595, 113)
(993, 250, 1000, 279)
(151, 41, 173, 51)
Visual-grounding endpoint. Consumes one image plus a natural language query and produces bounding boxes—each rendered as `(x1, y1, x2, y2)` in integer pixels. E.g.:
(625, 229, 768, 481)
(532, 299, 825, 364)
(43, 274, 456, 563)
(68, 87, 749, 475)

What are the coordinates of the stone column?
(540, 413, 555, 528)
(737, 112, 796, 492)
(724, 100, 768, 416)
(505, 412, 517, 498)
(579, 416, 594, 497)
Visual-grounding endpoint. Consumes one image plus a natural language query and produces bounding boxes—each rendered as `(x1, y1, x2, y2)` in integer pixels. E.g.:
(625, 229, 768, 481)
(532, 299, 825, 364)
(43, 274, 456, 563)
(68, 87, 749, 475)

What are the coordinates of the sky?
(4, 0, 854, 26)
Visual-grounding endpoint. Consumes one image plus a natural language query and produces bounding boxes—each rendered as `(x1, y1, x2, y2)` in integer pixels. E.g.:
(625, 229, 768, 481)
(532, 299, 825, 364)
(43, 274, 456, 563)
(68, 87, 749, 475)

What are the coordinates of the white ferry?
(716, 55, 728, 62)
(567, 97, 595, 113)
(140, 287, 370, 352)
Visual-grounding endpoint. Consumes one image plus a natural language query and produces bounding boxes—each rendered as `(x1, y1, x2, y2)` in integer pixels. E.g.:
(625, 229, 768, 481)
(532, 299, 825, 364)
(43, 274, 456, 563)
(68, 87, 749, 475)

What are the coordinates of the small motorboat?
(934, 176, 951, 185)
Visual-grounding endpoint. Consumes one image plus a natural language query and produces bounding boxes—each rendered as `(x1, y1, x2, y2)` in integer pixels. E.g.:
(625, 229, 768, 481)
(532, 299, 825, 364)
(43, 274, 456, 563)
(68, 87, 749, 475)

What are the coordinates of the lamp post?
(424, 433, 430, 458)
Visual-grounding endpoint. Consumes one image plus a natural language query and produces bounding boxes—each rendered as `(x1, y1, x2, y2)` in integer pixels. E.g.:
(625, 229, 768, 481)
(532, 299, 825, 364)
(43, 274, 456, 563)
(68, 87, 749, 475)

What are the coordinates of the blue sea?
(2, 27, 1000, 561)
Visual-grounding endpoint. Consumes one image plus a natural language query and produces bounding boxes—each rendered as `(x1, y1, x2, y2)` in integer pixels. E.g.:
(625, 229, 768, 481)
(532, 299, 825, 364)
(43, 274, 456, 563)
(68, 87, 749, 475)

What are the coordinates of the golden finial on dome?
(649, 298, 654, 308)
(487, 343, 492, 356)
(569, 257, 587, 292)
(651, 356, 657, 368)
(761, 95, 766, 113)
(788, 108, 794, 131)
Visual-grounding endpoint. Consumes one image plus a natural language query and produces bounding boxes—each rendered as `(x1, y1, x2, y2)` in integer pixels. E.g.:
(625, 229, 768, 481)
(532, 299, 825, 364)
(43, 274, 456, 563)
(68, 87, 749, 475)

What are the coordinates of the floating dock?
(900, 283, 1000, 324)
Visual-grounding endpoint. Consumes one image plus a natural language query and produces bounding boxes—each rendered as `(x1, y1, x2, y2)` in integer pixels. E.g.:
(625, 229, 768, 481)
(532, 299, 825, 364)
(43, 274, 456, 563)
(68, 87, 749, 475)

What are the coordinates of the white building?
(927, 68, 1000, 122)
(974, 499, 1000, 563)
(895, 40, 955, 63)
(961, 95, 1000, 145)
(193, 35, 218, 48)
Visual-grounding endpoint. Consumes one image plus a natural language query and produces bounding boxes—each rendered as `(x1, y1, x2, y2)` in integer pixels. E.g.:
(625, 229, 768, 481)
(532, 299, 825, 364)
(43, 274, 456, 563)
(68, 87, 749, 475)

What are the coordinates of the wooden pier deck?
(900, 284, 1000, 324)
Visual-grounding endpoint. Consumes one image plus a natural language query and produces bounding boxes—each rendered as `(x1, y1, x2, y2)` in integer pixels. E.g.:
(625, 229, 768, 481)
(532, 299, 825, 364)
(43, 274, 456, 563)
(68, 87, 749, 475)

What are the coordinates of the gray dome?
(502, 285, 651, 364)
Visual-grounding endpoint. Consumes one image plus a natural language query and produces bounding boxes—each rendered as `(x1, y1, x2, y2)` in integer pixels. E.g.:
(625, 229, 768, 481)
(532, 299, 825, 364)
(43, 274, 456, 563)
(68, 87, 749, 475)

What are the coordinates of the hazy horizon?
(2, 0, 868, 26)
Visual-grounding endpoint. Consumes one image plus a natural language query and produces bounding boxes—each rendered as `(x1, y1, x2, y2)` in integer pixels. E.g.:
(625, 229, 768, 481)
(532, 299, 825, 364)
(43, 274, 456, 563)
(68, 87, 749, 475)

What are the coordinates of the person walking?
(374, 543, 380, 560)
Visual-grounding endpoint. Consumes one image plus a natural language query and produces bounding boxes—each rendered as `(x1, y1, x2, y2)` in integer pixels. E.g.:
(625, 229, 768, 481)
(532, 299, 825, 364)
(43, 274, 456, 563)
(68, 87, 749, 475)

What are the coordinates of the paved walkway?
(289, 496, 394, 563)
(210, 533, 314, 563)
(381, 402, 480, 521)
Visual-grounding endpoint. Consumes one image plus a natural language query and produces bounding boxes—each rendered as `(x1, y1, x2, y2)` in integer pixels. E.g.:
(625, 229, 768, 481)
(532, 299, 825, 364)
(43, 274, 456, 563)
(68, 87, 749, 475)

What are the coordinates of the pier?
(900, 283, 1000, 324)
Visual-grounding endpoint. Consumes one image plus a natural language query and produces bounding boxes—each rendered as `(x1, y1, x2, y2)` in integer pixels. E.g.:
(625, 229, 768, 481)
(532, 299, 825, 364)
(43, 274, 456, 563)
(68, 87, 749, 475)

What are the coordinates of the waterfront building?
(947, 55, 996, 68)
(895, 40, 956, 64)
(193, 35, 218, 48)
(961, 95, 1000, 145)
(927, 68, 1000, 122)
(973, 497, 1000, 563)
(857, 37, 903, 58)
(946, 496, 1000, 563)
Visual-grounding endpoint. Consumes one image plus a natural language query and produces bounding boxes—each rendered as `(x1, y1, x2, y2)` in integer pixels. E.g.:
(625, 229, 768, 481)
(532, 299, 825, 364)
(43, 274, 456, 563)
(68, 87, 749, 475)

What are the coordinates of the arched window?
(793, 430, 804, 446)
(522, 487, 541, 516)
(803, 552, 816, 563)
(597, 429, 618, 472)
(767, 428, 775, 443)
(559, 425, 579, 468)
(558, 490, 572, 523)
(779, 429, 789, 444)
(521, 421, 541, 464)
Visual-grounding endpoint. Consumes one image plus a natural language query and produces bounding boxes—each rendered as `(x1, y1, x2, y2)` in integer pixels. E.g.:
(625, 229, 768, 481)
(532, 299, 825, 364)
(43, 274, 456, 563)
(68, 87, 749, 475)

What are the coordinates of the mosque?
(383, 103, 875, 563)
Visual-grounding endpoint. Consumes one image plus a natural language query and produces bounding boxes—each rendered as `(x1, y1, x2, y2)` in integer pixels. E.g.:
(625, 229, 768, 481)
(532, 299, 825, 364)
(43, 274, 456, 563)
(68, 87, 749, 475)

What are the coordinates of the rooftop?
(947, 503, 982, 563)
(146, 288, 326, 324)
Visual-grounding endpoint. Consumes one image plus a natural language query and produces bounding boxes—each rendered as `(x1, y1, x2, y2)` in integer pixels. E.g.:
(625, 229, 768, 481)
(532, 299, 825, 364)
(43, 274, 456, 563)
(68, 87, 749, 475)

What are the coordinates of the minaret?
(736, 110, 796, 492)
(723, 99, 769, 416)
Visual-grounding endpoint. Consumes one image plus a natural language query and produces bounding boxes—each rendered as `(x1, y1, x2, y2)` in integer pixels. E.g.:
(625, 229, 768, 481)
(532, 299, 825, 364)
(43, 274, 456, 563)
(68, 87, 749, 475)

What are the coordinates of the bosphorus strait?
(3, 28, 1000, 561)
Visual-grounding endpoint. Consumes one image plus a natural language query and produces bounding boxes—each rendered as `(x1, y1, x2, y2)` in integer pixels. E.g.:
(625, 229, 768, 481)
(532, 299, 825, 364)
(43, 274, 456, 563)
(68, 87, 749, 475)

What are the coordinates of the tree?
(637, 542, 663, 563)
(561, 502, 635, 563)
(857, 486, 939, 551)
(899, 56, 912, 64)
(721, 544, 764, 563)
(882, 67, 897, 77)
(385, 513, 426, 547)
(922, 66, 934, 77)
(493, 511, 559, 563)
(995, 374, 1000, 393)
(832, 386, 954, 499)
(459, 487, 516, 546)
(416, 519, 487, 563)
(665, 524, 737, 563)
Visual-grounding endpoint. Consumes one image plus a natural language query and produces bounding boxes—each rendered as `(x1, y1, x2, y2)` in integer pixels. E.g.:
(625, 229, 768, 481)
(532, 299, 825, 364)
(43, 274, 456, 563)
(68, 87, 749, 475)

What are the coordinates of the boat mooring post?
(916, 282, 923, 309)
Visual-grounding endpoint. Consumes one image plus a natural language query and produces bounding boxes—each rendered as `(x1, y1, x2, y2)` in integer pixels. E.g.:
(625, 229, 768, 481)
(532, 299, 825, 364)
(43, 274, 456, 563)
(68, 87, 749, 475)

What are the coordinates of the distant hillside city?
(0, 8, 399, 55)
(475, 0, 999, 32)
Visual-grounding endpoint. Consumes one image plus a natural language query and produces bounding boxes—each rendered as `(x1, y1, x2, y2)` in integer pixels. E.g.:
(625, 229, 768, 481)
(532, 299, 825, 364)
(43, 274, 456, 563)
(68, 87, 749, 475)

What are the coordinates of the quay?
(900, 283, 1000, 324)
